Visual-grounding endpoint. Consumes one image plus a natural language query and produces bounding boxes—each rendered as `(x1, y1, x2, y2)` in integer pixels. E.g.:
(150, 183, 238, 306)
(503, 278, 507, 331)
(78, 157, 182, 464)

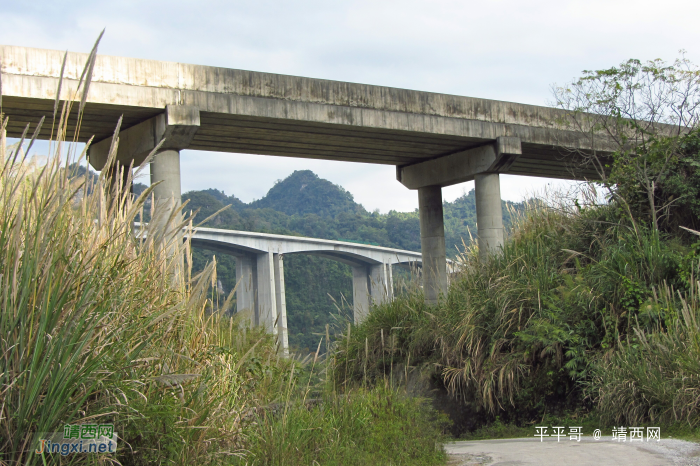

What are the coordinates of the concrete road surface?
(446, 437, 700, 466)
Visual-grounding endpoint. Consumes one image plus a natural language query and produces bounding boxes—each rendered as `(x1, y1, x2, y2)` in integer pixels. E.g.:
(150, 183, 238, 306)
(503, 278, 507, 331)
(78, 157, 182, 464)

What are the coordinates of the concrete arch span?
(188, 227, 425, 355)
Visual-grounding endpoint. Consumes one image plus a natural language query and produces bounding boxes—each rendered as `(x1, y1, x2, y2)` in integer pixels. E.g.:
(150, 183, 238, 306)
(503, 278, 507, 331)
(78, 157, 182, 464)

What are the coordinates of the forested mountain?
(181, 170, 523, 352)
(250, 170, 366, 217)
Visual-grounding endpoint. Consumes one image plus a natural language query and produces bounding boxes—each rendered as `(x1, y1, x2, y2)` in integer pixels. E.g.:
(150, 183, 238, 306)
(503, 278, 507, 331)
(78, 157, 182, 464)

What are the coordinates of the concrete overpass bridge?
(0, 44, 613, 315)
(187, 227, 423, 354)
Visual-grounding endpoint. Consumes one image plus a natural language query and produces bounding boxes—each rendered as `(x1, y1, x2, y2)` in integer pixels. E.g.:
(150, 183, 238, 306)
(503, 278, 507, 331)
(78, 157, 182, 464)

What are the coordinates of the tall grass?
(0, 47, 266, 463)
(237, 331, 448, 466)
(243, 385, 447, 466)
(590, 279, 700, 426)
(337, 186, 700, 428)
(0, 40, 451, 465)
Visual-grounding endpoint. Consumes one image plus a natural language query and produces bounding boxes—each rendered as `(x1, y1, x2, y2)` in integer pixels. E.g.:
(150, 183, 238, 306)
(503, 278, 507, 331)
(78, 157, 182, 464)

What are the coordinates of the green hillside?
(250, 170, 366, 217)
(182, 170, 523, 352)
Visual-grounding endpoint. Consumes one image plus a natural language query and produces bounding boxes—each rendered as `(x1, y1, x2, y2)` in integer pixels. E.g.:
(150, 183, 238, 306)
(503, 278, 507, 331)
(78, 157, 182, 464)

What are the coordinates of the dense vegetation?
(337, 57, 700, 433)
(4, 39, 698, 465)
(0, 43, 446, 465)
(179, 169, 523, 351)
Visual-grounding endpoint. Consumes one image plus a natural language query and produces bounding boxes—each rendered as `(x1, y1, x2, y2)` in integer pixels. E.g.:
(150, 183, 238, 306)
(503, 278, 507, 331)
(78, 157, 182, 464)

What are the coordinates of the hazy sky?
(3, 0, 699, 211)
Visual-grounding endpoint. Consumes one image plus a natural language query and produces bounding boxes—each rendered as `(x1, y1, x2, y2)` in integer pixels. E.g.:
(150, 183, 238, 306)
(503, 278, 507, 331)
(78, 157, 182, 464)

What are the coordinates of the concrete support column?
(474, 173, 504, 258)
(369, 263, 392, 304)
(386, 263, 393, 301)
(273, 254, 289, 356)
(150, 149, 182, 216)
(256, 251, 278, 335)
(418, 186, 447, 305)
(150, 149, 183, 279)
(149, 149, 182, 238)
(352, 265, 370, 324)
(236, 255, 255, 326)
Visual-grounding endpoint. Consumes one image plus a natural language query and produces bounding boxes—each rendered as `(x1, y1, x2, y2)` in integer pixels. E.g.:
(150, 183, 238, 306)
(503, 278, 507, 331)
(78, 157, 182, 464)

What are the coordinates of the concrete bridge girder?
(189, 228, 420, 354)
(189, 229, 420, 263)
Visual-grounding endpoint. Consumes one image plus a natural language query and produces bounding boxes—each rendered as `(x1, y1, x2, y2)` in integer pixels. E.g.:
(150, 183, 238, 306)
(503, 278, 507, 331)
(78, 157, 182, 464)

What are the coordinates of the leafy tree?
(554, 55, 700, 233)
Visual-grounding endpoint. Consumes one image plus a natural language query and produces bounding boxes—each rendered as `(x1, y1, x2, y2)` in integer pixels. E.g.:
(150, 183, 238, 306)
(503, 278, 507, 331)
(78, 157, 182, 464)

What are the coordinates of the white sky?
(3, 0, 699, 212)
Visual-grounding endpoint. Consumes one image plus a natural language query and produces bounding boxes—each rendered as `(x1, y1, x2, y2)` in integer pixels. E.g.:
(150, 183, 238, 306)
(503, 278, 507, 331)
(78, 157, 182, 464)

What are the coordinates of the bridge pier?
(236, 255, 255, 324)
(234, 252, 289, 354)
(150, 149, 183, 269)
(150, 149, 182, 217)
(418, 186, 447, 305)
(370, 262, 393, 304)
(274, 254, 289, 356)
(88, 105, 200, 282)
(398, 137, 522, 303)
(474, 173, 504, 259)
(256, 251, 278, 337)
(352, 265, 371, 323)
(352, 262, 394, 323)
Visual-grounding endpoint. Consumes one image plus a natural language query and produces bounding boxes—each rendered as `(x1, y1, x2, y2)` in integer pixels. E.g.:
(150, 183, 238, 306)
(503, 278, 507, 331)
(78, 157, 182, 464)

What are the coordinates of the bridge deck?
(1, 45, 608, 180)
(187, 226, 423, 267)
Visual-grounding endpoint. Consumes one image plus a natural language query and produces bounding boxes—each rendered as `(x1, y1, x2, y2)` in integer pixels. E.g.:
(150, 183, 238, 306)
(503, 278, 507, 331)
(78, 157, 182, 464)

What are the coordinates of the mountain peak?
(251, 170, 365, 218)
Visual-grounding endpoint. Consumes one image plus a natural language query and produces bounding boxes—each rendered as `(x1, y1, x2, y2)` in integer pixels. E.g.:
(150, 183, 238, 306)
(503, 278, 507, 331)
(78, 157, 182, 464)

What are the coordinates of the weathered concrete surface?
(235, 255, 255, 324)
(398, 137, 522, 189)
(273, 254, 289, 356)
(445, 437, 700, 466)
(150, 149, 182, 209)
(418, 186, 447, 304)
(90, 104, 200, 171)
(1, 45, 610, 179)
(475, 173, 504, 257)
(256, 251, 278, 336)
(352, 265, 371, 324)
(370, 262, 393, 304)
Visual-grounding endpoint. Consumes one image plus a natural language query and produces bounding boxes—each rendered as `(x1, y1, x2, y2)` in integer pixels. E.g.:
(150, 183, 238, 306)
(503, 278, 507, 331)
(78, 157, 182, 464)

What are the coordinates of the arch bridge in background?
(188, 227, 429, 355)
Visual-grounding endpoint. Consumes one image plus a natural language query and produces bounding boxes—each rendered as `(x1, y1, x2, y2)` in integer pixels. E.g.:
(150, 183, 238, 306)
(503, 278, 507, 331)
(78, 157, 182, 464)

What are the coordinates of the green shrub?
(337, 193, 698, 428)
(588, 279, 700, 427)
(242, 386, 448, 466)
